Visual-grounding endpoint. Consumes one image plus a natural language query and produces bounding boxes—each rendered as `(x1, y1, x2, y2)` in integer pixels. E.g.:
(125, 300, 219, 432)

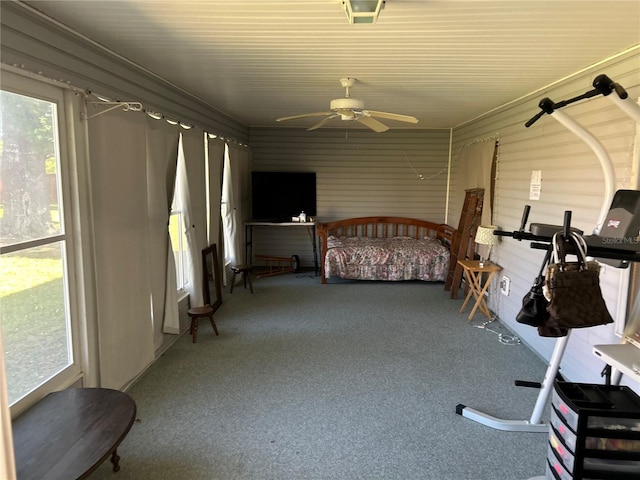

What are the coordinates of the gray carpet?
(90, 273, 550, 480)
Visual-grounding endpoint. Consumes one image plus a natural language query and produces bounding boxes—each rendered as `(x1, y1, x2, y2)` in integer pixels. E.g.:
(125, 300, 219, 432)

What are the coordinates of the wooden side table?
(12, 388, 136, 480)
(457, 259, 502, 321)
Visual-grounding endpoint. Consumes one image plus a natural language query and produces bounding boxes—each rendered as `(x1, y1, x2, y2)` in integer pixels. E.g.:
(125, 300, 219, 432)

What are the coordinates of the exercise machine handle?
(525, 110, 545, 128)
(494, 205, 548, 241)
(593, 74, 628, 99)
(563, 210, 572, 238)
(519, 205, 531, 232)
(524, 73, 630, 128)
(525, 98, 556, 128)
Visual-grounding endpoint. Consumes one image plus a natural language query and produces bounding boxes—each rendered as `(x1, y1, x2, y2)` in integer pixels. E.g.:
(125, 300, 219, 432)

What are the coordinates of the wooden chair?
(230, 265, 253, 293)
(188, 244, 223, 343)
(188, 305, 218, 343)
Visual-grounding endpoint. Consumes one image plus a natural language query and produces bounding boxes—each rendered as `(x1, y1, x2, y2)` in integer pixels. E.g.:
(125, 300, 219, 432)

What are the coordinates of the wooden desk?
(12, 387, 136, 480)
(457, 260, 502, 321)
(245, 221, 318, 275)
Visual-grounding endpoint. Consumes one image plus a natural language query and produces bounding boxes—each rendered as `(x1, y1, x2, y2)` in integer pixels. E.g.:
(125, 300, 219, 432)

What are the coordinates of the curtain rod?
(83, 94, 250, 147)
(1, 63, 250, 148)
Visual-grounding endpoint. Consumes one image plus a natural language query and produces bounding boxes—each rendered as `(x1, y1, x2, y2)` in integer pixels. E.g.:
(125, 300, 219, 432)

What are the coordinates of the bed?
(316, 217, 456, 284)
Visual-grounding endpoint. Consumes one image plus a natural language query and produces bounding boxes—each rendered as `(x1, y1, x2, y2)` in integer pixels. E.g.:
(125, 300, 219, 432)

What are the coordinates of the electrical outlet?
(500, 276, 510, 296)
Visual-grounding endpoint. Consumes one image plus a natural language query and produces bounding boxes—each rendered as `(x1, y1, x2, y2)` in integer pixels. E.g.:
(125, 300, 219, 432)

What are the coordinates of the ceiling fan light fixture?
(342, 0, 385, 24)
(330, 97, 364, 111)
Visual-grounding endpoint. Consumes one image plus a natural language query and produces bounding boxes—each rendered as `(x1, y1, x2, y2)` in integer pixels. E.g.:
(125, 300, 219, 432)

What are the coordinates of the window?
(169, 164, 189, 291)
(0, 73, 81, 409)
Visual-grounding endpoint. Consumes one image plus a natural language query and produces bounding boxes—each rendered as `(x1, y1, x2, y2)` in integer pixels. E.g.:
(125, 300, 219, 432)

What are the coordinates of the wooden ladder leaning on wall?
(444, 188, 484, 299)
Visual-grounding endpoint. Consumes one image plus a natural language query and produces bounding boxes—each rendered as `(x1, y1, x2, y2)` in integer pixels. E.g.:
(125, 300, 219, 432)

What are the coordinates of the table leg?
(111, 449, 120, 472)
(312, 225, 318, 276)
(459, 269, 476, 313)
(306, 224, 319, 276)
(245, 225, 253, 265)
(469, 271, 496, 321)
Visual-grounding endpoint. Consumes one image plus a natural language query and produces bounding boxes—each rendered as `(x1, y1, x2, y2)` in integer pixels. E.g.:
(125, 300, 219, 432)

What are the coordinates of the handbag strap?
(552, 232, 588, 270)
(534, 248, 552, 283)
(551, 233, 564, 265)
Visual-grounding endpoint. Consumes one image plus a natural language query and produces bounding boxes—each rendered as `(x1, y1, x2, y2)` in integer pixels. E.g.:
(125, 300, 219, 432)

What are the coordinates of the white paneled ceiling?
(21, 0, 640, 129)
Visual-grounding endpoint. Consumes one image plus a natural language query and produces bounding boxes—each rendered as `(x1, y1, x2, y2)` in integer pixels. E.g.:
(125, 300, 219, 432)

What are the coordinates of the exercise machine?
(456, 74, 640, 432)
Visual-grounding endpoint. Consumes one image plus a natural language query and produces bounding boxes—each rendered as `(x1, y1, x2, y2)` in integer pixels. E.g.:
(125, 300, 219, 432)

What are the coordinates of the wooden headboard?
(316, 216, 456, 284)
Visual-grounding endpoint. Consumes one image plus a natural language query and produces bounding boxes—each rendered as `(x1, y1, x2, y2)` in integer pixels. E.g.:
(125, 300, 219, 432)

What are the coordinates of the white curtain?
(88, 107, 155, 389)
(221, 144, 238, 266)
(222, 143, 252, 266)
(145, 116, 180, 344)
(179, 130, 208, 307)
(454, 139, 497, 226)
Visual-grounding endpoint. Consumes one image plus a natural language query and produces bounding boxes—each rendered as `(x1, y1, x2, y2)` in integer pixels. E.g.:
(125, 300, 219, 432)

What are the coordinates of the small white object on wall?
(530, 170, 542, 200)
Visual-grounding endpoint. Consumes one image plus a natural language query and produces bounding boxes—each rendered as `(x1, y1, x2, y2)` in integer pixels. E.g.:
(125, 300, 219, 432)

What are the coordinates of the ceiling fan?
(276, 78, 419, 132)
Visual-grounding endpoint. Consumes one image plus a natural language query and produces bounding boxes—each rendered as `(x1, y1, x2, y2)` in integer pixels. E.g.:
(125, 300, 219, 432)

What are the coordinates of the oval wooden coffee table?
(12, 387, 136, 480)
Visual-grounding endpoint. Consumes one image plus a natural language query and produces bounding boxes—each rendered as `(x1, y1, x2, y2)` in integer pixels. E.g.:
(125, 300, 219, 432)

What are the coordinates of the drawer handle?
(552, 461, 563, 476)
(559, 403, 569, 415)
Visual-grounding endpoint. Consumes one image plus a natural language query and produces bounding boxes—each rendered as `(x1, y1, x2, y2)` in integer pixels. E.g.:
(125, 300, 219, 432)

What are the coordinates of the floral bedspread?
(324, 235, 449, 282)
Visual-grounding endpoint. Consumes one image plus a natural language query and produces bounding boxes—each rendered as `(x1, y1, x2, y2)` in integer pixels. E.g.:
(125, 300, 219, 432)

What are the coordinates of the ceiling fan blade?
(307, 114, 340, 131)
(356, 116, 389, 133)
(276, 112, 333, 122)
(366, 110, 419, 124)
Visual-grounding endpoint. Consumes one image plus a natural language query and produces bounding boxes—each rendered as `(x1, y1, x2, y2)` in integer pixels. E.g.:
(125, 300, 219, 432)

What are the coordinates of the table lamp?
(474, 225, 497, 267)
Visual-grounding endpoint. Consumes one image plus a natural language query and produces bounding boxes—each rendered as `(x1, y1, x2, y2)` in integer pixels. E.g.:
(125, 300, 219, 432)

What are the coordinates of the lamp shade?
(475, 225, 498, 246)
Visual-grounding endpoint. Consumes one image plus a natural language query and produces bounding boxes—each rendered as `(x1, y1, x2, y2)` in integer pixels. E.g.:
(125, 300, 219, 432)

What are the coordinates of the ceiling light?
(342, 0, 385, 24)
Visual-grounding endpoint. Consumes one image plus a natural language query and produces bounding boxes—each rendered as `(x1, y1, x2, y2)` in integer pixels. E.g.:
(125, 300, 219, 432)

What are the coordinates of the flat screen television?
(251, 171, 317, 221)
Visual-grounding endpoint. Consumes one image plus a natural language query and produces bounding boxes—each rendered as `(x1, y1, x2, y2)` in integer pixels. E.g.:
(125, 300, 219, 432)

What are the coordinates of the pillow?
(326, 235, 344, 249)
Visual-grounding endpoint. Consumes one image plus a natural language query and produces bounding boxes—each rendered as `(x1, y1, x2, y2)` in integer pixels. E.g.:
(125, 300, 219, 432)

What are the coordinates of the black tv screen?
(251, 171, 317, 221)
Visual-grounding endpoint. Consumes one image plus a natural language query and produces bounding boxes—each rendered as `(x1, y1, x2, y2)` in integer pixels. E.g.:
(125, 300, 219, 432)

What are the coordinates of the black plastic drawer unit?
(546, 382, 640, 479)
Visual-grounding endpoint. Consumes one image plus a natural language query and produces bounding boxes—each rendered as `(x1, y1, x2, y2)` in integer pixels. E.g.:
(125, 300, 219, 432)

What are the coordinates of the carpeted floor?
(90, 272, 550, 480)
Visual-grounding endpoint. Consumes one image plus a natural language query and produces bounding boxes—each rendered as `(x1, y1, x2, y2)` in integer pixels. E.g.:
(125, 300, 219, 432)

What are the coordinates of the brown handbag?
(545, 232, 614, 329)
